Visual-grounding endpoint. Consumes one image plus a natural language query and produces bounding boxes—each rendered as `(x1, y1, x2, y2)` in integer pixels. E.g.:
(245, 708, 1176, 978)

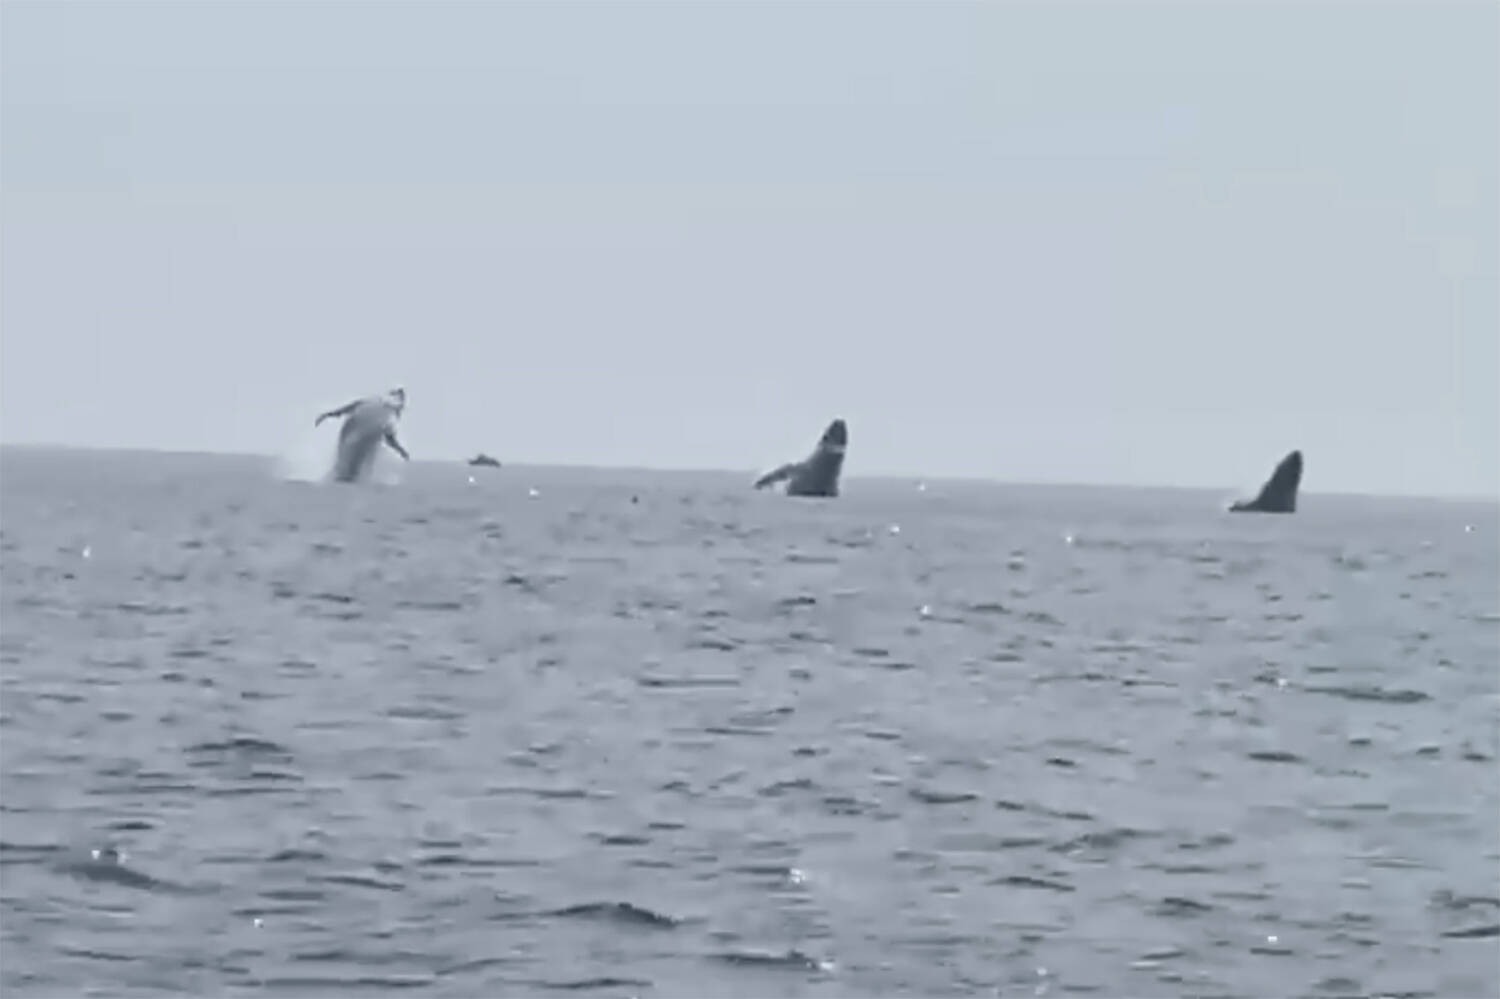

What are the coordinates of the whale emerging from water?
(1229, 449, 1302, 514)
(315, 388, 410, 483)
(754, 419, 848, 498)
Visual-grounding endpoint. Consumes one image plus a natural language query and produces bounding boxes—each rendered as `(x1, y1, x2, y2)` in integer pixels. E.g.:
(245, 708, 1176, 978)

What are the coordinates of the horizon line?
(3, 440, 1495, 506)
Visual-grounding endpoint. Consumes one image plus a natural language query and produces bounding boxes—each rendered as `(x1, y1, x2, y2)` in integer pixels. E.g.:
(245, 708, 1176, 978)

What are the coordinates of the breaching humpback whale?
(314, 387, 410, 483)
(1229, 449, 1302, 514)
(754, 419, 848, 498)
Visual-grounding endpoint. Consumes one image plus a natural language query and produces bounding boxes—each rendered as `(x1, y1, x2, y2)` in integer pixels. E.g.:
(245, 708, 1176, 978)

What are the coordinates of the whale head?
(818, 418, 848, 454)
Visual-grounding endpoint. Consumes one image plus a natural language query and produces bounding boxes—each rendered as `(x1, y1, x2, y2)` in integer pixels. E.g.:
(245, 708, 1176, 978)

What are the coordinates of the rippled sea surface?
(2, 447, 1497, 998)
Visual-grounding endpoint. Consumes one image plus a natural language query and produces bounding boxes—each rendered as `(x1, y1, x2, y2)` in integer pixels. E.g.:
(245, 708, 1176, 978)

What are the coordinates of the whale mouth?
(820, 419, 848, 450)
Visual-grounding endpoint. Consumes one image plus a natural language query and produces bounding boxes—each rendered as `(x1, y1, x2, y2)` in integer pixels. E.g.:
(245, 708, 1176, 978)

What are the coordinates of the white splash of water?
(273, 427, 337, 483)
(369, 445, 407, 487)
(271, 426, 408, 487)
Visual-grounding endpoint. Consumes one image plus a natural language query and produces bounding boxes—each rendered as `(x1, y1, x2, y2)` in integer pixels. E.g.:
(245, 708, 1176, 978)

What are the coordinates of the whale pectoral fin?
(384, 429, 410, 461)
(754, 463, 798, 490)
(316, 400, 359, 427)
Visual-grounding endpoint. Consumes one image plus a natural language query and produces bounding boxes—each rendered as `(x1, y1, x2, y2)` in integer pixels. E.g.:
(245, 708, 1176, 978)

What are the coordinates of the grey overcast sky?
(2, 1, 1495, 498)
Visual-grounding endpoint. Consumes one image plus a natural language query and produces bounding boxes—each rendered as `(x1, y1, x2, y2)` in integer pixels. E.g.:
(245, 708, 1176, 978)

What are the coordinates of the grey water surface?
(1, 447, 1497, 998)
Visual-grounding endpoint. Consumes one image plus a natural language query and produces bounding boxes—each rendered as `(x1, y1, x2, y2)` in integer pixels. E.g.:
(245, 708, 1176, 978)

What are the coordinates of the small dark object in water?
(468, 454, 501, 468)
(1230, 450, 1302, 514)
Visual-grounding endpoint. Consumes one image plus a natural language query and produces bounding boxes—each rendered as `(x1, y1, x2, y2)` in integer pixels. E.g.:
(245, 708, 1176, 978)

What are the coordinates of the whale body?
(1229, 450, 1303, 514)
(314, 390, 408, 483)
(754, 419, 848, 498)
(332, 398, 402, 482)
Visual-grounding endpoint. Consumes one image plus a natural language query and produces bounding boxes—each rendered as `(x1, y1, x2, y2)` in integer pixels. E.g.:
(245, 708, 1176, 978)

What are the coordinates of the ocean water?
(1, 446, 1497, 998)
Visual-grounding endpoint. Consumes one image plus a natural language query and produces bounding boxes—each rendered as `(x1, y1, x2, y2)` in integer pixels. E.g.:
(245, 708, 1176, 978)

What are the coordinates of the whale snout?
(820, 419, 848, 451)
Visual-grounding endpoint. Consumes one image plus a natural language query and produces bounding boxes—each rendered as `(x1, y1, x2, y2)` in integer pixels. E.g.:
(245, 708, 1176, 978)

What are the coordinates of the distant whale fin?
(1229, 450, 1303, 513)
(754, 462, 800, 490)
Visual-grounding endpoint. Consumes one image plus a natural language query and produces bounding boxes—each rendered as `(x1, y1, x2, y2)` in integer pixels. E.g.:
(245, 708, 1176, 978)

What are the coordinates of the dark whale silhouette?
(753, 419, 848, 498)
(468, 453, 501, 468)
(1230, 450, 1303, 514)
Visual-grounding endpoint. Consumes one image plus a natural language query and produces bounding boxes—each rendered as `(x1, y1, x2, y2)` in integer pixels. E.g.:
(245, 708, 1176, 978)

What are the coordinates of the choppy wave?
(1, 449, 1496, 997)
